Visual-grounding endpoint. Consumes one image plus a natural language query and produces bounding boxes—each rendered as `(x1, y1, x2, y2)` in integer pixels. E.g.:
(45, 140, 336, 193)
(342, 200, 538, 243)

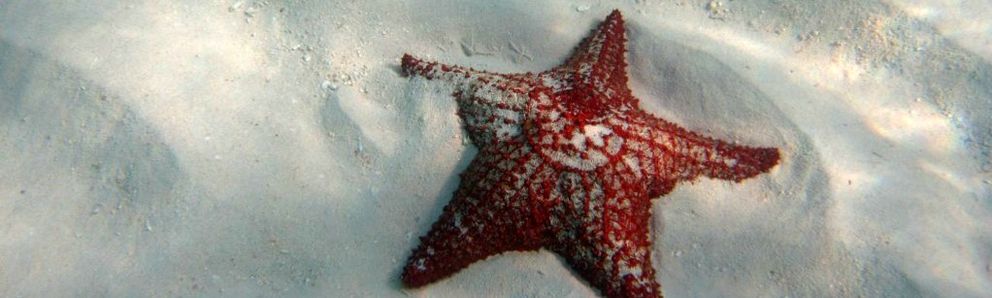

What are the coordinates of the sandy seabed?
(1, 1, 990, 297)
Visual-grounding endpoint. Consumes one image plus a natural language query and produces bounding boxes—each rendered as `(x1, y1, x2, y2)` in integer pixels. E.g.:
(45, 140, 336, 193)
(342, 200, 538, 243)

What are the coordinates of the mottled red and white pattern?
(399, 10, 780, 298)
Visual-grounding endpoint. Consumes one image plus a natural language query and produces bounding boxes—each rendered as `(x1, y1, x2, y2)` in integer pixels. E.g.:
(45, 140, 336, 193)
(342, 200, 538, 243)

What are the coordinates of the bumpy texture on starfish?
(399, 10, 779, 298)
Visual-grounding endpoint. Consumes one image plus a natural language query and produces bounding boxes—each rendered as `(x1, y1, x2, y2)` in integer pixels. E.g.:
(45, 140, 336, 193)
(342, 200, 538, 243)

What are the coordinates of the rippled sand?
(1, 1, 989, 297)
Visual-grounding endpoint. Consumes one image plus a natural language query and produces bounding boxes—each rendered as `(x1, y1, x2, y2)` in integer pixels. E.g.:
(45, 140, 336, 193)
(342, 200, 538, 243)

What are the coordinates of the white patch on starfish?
(583, 124, 613, 147)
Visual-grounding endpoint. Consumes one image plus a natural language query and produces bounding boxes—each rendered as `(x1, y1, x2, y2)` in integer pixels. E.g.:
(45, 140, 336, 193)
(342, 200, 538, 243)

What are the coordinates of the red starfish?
(399, 10, 779, 298)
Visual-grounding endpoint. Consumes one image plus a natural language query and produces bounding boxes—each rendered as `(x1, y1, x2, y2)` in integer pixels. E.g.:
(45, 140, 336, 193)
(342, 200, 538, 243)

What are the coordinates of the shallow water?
(1, 1, 990, 297)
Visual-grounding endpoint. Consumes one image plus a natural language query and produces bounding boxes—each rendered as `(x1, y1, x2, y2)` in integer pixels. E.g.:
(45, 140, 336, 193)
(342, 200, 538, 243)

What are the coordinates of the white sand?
(1, 1, 990, 297)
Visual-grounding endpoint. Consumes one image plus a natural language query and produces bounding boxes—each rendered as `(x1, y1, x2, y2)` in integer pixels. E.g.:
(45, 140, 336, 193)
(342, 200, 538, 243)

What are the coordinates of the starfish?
(399, 10, 779, 298)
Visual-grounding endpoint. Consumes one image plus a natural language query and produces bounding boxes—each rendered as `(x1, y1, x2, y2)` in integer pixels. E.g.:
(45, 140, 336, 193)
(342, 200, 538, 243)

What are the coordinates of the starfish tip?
(400, 261, 434, 289)
(401, 54, 417, 70)
(399, 273, 421, 288)
(763, 147, 782, 170)
(730, 147, 781, 182)
(605, 9, 625, 26)
(608, 9, 623, 19)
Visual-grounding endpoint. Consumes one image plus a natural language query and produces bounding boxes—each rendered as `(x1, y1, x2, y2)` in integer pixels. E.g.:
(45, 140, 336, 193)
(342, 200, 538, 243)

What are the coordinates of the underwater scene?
(1, 1, 990, 297)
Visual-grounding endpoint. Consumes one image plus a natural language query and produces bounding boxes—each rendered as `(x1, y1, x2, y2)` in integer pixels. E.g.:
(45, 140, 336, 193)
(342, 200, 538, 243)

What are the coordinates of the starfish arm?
(547, 169, 661, 298)
(402, 54, 514, 83)
(555, 9, 632, 100)
(402, 144, 544, 287)
(638, 116, 780, 185)
(402, 54, 533, 146)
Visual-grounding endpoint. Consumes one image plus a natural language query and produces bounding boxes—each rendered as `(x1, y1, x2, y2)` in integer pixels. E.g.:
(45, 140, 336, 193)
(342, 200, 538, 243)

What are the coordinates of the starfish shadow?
(623, 23, 856, 296)
(381, 77, 483, 291)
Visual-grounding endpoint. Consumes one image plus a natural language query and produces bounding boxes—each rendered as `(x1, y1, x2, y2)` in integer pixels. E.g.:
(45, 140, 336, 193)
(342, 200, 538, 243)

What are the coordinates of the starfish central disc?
(525, 91, 624, 171)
